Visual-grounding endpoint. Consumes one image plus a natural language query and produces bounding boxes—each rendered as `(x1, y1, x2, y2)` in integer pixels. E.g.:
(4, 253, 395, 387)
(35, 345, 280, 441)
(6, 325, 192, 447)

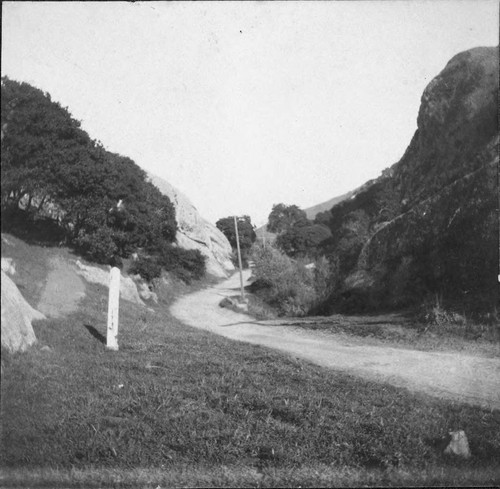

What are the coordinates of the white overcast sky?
(2, 1, 498, 226)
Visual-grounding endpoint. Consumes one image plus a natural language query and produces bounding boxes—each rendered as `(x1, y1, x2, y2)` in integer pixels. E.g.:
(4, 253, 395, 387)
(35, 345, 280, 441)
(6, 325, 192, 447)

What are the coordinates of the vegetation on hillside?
(249, 243, 333, 317)
(312, 48, 499, 316)
(266, 203, 331, 259)
(255, 48, 499, 319)
(1, 77, 205, 282)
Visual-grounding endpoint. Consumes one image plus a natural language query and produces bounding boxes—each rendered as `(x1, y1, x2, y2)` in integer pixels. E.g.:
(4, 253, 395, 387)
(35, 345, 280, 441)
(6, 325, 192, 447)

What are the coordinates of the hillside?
(1, 77, 234, 281)
(147, 173, 234, 278)
(304, 190, 354, 220)
(317, 46, 499, 314)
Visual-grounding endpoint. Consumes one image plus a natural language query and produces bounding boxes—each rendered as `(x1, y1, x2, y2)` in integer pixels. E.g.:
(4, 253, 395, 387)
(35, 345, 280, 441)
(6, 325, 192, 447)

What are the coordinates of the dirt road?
(171, 271, 500, 410)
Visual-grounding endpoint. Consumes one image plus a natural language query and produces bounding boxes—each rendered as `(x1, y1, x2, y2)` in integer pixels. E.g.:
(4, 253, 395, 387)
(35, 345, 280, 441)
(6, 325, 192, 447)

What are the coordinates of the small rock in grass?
(40, 345, 52, 352)
(1, 257, 16, 276)
(444, 430, 471, 458)
(219, 297, 237, 309)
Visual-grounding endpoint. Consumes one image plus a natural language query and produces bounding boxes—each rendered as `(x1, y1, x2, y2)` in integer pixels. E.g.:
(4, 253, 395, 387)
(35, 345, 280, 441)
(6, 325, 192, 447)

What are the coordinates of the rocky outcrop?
(1, 270, 42, 352)
(75, 260, 144, 305)
(147, 174, 234, 278)
(1, 257, 16, 275)
(320, 46, 499, 312)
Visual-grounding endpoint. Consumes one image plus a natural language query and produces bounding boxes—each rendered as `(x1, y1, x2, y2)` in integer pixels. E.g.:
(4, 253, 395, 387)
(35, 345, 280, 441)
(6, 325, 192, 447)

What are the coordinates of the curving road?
(171, 270, 500, 410)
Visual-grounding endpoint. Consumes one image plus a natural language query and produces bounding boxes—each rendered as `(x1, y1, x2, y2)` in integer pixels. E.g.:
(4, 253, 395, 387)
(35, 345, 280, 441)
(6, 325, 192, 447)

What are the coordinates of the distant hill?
(257, 183, 379, 241)
(303, 190, 354, 220)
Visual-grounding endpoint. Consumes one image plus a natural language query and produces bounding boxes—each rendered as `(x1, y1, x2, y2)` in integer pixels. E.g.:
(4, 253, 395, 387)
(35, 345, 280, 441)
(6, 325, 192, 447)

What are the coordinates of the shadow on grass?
(84, 324, 106, 344)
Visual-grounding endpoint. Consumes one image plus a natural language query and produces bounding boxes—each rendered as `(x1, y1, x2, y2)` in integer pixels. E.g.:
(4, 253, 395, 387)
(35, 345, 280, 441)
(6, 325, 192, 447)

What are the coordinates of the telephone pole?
(233, 215, 245, 301)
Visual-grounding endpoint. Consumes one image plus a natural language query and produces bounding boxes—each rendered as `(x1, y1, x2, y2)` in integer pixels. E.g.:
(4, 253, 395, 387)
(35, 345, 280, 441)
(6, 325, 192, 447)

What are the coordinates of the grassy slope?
(1, 236, 500, 487)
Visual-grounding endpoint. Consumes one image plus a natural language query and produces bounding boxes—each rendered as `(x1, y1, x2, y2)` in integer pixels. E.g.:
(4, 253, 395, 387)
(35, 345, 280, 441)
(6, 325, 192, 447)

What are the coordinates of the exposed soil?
(37, 256, 86, 318)
(171, 270, 500, 410)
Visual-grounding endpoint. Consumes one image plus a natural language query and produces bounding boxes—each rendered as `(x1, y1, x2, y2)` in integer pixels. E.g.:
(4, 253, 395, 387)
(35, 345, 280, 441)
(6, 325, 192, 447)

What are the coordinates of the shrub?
(73, 226, 119, 265)
(129, 255, 162, 282)
(250, 243, 317, 316)
(159, 246, 206, 284)
(421, 295, 467, 327)
(128, 246, 206, 284)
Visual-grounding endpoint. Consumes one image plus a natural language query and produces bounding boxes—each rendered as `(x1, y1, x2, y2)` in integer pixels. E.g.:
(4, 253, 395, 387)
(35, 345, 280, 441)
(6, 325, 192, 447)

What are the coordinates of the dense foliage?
(129, 246, 206, 284)
(216, 215, 256, 250)
(266, 203, 331, 259)
(276, 221, 331, 259)
(1, 77, 204, 281)
(250, 243, 333, 316)
(216, 215, 256, 267)
(267, 203, 308, 234)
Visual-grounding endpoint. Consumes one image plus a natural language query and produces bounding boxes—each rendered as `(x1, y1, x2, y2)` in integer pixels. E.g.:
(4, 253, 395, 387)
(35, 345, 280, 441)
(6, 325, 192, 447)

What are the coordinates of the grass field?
(1, 236, 500, 487)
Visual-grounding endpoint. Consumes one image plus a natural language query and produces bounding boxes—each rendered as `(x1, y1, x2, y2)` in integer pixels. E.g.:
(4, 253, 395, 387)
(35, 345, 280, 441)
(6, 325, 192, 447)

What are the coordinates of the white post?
(233, 216, 245, 301)
(107, 267, 120, 351)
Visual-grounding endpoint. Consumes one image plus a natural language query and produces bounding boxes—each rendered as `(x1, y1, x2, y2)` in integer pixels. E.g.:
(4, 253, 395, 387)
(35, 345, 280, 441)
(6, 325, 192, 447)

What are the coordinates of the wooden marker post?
(107, 267, 120, 351)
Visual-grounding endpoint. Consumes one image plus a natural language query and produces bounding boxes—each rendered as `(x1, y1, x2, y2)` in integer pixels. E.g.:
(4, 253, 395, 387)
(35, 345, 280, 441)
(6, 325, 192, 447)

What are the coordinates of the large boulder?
(147, 174, 234, 278)
(75, 260, 144, 305)
(321, 46, 499, 312)
(1, 270, 43, 352)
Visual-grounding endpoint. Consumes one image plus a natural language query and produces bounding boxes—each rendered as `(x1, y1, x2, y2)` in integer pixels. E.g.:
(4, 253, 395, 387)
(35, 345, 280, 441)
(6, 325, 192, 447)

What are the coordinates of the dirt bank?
(171, 270, 500, 410)
(37, 256, 85, 318)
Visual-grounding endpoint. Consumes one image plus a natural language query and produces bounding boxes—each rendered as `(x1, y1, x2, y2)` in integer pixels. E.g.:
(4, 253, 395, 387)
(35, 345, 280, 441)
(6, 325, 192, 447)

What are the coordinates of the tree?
(331, 209, 371, 275)
(267, 203, 308, 234)
(216, 215, 256, 251)
(277, 223, 332, 258)
(1, 77, 178, 266)
(1, 77, 92, 213)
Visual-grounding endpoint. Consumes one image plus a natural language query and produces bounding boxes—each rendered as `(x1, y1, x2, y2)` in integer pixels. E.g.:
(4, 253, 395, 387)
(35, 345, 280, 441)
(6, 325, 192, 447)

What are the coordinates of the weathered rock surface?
(319, 46, 499, 312)
(1, 270, 42, 352)
(147, 173, 234, 278)
(136, 279, 158, 303)
(75, 260, 144, 305)
(1, 257, 16, 275)
(444, 430, 471, 458)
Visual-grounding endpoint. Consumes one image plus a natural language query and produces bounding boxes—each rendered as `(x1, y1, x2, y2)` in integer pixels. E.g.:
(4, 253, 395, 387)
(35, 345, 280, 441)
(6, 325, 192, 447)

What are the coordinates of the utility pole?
(233, 215, 245, 301)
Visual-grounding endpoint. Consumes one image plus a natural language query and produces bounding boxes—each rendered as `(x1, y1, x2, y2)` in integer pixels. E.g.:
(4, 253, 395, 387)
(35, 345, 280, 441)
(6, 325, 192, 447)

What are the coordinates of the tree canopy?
(267, 203, 308, 234)
(1, 77, 179, 269)
(216, 215, 256, 251)
(276, 222, 332, 258)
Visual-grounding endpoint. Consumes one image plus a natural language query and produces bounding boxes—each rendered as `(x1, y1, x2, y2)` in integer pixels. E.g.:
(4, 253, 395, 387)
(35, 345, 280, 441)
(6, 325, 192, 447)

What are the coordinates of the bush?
(250, 243, 317, 316)
(420, 295, 467, 328)
(128, 246, 207, 284)
(159, 246, 206, 284)
(73, 227, 119, 265)
(129, 255, 162, 282)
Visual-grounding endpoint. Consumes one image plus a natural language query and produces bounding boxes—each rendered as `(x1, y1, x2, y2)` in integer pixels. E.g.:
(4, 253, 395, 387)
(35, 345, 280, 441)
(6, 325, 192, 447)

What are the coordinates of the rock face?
(147, 173, 234, 278)
(1, 257, 16, 275)
(1, 270, 43, 352)
(75, 260, 144, 305)
(319, 46, 499, 312)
